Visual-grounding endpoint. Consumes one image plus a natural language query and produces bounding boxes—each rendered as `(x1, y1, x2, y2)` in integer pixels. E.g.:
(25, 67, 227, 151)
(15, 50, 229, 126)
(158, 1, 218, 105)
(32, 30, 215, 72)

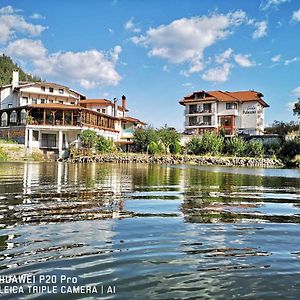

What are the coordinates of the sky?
(0, 0, 300, 129)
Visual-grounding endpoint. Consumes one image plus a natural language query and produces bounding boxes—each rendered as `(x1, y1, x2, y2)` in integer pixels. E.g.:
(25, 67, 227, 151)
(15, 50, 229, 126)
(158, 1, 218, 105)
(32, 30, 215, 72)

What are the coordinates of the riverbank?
(66, 153, 283, 168)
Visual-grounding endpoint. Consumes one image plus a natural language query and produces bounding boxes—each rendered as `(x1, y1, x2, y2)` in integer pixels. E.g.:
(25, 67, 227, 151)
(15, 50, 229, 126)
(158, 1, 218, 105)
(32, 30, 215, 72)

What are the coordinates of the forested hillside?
(0, 54, 41, 86)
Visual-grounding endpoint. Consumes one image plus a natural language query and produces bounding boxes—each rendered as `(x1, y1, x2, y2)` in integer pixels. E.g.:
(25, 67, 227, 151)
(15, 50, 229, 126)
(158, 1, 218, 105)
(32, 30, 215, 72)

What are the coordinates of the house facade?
(0, 71, 145, 157)
(179, 90, 269, 136)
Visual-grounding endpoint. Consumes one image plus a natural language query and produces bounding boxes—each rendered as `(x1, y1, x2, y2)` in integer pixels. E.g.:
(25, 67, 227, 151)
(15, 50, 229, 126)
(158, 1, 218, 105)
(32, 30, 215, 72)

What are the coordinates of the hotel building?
(0, 71, 145, 157)
(179, 90, 269, 136)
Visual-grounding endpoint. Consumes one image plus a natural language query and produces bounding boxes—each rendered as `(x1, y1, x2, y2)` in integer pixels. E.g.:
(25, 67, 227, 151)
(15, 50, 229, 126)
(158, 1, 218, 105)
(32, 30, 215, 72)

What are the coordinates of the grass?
(0, 138, 18, 144)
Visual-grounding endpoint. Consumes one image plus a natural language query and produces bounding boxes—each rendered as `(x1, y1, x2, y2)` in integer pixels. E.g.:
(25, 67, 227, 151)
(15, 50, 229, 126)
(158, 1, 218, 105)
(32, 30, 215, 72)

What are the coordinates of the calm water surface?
(0, 162, 300, 299)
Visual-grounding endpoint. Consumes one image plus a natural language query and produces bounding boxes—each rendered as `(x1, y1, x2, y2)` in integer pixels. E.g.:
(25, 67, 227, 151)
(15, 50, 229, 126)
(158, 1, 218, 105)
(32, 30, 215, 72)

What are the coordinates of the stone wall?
(67, 153, 283, 168)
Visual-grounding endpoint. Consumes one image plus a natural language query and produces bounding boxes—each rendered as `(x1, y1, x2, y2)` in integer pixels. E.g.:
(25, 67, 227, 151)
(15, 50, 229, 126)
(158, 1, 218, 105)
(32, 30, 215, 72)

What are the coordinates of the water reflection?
(1, 162, 300, 299)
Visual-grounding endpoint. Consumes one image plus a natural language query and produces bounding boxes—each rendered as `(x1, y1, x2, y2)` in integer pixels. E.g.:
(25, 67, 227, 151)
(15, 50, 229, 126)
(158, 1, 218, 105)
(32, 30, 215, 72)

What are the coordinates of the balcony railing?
(186, 109, 215, 114)
(185, 121, 215, 127)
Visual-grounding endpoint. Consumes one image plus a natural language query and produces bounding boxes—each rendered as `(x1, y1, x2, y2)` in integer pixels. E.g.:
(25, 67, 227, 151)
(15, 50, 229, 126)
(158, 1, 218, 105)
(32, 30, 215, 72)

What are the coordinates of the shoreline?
(66, 153, 283, 168)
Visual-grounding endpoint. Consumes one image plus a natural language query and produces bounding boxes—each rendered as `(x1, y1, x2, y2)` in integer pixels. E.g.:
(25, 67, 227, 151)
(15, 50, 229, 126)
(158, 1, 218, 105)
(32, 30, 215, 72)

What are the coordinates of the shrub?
(225, 137, 246, 157)
(279, 139, 300, 162)
(201, 132, 224, 155)
(186, 137, 202, 155)
(79, 130, 98, 148)
(246, 140, 264, 157)
(95, 136, 115, 153)
(0, 147, 7, 161)
(133, 127, 158, 152)
(147, 141, 160, 154)
(263, 140, 282, 156)
(170, 141, 181, 154)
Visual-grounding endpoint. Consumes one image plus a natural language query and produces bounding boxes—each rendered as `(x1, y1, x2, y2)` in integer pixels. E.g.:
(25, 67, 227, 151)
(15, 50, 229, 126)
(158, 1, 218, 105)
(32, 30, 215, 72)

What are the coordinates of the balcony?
(185, 121, 215, 127)
(186, 108, 215, 115)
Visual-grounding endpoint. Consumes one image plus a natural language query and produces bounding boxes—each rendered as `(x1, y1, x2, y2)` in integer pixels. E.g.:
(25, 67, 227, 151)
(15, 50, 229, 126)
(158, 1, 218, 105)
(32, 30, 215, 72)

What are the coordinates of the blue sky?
(1, 0, 300, 129)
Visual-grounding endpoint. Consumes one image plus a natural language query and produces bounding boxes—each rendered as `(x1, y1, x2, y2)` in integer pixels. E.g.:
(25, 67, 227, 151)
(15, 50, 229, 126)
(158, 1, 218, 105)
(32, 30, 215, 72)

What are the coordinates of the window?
(58, 100, 63, 104)
(59, 88, 64, 94)
(32, 98, 37, 104)
(41, 99, 45, 104)
(41, 133, 57, 148)
(97, 109, 101, 112)
(226, 103, 237, 110)
(22, 97, 28, 104)
(70, 102, 75, 105)
(33, 131, 39, 141)
(102, 109, 106, 113)
(49, 87, 54, 93)
(49, 100, 54, 103)
(41, 86, 45, 92)
(8, 104, 12, 108)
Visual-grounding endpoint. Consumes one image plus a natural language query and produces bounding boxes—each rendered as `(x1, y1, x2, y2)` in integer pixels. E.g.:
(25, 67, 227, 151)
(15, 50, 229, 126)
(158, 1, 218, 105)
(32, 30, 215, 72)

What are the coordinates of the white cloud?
(202, 63, 232, 82)
(292, 9, 300, 22)
(260, 0, 290, 10)
(29, 13, 45, 20)
(0, 5, 15, 14)
(253, 21, 267, 39)
(131, 10, 247, 75)
(234, 54, 255, 67)
(124, 18, 141, 33)
(5, 38, 46, 59)
(5, 39, 122, 89)
(182, 82, 193, 87)
(292, 86, 300, 96)
(284, 56, 300, 65)
(215, 48, 233, 64)
(271, 54, 281, 62)
(0, 7, 46, 43)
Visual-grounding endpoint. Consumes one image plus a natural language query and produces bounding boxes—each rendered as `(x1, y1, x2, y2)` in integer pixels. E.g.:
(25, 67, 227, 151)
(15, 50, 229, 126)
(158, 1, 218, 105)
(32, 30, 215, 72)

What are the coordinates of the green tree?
(0, 54, 41, 86)
(133, 127, 158, 152)
(95, 136, 115, 153)
(79, 130, 98, 148)
(157, 128, 181, 154)
(293, 98, 300, 118)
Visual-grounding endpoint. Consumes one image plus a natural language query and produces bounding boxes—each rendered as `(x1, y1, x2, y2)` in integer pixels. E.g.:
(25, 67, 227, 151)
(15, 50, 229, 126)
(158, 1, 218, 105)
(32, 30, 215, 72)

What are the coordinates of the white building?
(179, 90, 269, 136)
(0, 71, 145, 157)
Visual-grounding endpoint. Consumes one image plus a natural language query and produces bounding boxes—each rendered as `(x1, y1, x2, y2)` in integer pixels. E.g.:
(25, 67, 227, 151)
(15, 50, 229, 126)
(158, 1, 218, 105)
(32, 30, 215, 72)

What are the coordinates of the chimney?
(113, 98, 118, 117)
(12, 70, 19, 89)
(122, 95, 126, 109)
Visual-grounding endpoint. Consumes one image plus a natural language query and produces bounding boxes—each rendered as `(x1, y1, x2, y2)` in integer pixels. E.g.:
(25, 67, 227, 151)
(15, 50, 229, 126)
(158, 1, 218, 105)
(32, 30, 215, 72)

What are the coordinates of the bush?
(147, 141, 160, 154)
(246, 140, 264, 157)
(133, 127, 158, 152)
(186, 133, 223, 155)
(170, 141, 181, 154)
(186, 137, 202, 155)
(263, 140, 282, 156)
(201, 132, 224, 155)
(79, 130, 98, 148)
(95, 136, 115, 153)
(225, 137, 246, 156)
(279, 139, 300, 162)
(0, 147, 7, 161)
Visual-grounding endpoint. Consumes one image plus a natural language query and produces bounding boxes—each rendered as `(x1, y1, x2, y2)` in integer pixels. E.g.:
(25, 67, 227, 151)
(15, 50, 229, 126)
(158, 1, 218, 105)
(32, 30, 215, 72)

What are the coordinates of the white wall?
(0, 87, 18, 108)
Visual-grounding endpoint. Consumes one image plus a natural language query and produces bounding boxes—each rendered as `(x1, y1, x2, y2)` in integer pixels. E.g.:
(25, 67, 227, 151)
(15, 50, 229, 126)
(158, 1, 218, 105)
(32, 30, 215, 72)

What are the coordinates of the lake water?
(0, 162, 300, 299)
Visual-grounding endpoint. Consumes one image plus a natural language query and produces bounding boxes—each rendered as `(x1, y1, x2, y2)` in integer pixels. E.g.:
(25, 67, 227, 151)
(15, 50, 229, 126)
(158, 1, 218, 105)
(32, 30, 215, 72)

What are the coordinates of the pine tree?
(0, 54, 41, 86)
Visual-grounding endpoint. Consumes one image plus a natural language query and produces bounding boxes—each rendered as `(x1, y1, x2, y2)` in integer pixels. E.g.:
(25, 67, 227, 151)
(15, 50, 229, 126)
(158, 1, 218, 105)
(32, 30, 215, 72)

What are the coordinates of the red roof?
(179, 90, 269, 107)
(79, 99, 113, 106)
(121, 116, 146, 125)
(80, 99, 129, 112)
